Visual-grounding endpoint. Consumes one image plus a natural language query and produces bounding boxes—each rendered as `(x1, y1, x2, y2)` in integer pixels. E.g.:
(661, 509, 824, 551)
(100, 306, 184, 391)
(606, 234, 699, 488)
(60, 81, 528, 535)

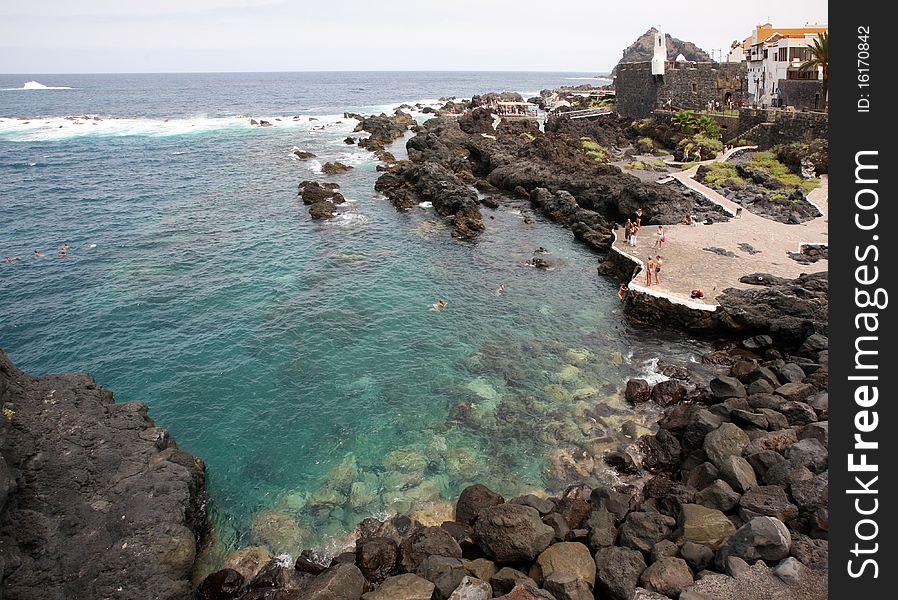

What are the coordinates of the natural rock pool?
(0, 72, 709, 563)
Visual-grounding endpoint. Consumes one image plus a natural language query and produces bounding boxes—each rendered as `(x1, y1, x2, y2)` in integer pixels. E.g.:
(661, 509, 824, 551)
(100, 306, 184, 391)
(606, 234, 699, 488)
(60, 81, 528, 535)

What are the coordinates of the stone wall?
(733, 108, 828, 148)
(779, 79, 825, 111)
(615, 61, 747, 118)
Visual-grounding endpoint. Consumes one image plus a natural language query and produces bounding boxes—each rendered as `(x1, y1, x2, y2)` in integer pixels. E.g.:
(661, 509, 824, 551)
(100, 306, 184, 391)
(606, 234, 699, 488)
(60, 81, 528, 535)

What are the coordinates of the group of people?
(706, 99, 737, 112)
(620, 208, 668, 296)
(622, 208, 644, 247)
(4, 243, 71, 264)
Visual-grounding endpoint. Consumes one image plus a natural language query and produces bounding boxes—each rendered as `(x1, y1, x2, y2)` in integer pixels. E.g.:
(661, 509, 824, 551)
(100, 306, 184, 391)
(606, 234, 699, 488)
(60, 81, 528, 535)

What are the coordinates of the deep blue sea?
(0, 72, 705, 561)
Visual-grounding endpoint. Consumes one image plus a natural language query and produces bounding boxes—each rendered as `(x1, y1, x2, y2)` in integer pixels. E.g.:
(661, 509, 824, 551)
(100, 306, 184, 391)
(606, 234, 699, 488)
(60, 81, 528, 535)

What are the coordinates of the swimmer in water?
(59, 251, 67, 257)
(496, 282, 505, 295)
(34, 249, 41, 257)
(429, 299, 448, 311)
(60, 243, 69, 251)
(5, 256, 21, 264)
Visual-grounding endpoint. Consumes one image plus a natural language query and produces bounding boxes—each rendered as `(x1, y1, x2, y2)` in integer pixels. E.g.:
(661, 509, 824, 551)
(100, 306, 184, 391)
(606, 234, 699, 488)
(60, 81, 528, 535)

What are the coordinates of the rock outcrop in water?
(374, 111, 692, 244)
(0, 349, 207, 600)
(375, 161, 485, 238)
(346, 110, 417, 154)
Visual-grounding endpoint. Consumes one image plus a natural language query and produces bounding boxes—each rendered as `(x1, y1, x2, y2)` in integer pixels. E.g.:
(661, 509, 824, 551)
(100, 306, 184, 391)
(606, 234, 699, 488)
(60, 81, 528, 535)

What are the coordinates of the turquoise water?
(0, 72, 704, 558)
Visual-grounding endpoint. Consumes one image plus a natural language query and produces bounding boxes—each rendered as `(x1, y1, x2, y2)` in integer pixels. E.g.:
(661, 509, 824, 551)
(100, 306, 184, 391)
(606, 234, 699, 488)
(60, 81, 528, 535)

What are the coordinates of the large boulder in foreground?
(0, 348, 207, 600)
(455, 484, 504, 525)
(716, 516, 792, 567)
(473, 504, 554, 562)
(595, 546, 646, 600)
(400, 526, 463, 573)
(529, 542, 596, 589)
(362, 573, 434, 600)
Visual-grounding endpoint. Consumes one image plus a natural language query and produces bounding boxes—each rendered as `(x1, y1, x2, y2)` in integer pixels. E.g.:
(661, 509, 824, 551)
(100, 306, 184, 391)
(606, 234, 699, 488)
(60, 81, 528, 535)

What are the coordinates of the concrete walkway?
(613, 152, 828, 306)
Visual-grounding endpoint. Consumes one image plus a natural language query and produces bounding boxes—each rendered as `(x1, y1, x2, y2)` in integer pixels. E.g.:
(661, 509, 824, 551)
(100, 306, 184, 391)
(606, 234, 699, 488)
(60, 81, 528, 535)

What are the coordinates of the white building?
(745, 23, 827, 106)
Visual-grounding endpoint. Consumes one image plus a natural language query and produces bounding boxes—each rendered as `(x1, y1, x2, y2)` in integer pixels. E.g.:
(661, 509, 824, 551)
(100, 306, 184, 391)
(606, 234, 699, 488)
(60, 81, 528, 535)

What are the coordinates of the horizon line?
(0, 69, 614, 76)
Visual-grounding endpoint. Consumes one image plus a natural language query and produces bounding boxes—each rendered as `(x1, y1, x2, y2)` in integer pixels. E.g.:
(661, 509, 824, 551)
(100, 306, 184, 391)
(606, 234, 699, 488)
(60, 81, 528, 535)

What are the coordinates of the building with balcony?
(745, 23, 827, 109)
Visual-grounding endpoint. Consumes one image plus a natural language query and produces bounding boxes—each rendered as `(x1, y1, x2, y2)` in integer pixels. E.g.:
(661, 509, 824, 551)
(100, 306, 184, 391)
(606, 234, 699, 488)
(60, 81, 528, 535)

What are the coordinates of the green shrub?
(750, 151, 820, 192)
(698, 162, 746, 188)
(580, 137, 610, 162)
(626, 161, 646, 170)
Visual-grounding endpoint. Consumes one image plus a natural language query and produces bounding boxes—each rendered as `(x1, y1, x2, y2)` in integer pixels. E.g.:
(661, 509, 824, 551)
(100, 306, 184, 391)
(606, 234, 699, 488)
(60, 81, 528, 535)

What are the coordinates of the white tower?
(651, 29, 667, 76)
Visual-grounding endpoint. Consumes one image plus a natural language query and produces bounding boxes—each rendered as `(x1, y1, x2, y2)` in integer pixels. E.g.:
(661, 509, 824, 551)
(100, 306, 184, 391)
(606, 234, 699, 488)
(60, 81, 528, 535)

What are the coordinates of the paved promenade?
(612, 153, 828, 307)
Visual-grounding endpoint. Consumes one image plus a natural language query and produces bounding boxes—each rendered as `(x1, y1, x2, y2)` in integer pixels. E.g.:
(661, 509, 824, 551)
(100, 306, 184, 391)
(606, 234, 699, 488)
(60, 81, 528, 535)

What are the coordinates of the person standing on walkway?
(654, 255, 663, 286)
(653, 225, 666, 249)
(624, 219, 633, 247)
(645, 256, 655, 287)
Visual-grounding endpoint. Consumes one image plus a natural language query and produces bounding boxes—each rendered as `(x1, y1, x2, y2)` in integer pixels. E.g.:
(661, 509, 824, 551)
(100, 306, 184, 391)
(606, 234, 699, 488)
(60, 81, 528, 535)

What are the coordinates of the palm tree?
(800, 31, 828, 110)
(672, 110, 695, 133)
(696, 115, 721, 138)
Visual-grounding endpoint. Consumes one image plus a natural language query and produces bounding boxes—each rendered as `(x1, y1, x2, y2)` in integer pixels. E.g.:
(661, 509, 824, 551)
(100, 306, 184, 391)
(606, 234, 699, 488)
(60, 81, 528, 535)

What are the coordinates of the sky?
(0, 0, 828, 74)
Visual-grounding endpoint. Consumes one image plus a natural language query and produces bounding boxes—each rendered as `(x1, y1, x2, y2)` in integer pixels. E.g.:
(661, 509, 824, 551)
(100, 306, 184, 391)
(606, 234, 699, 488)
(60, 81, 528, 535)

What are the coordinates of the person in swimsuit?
(645, 256, 655, 287)
(654, 255, 663, 285)
(624, 219, 633, 247)
(33, 249, 41, 257)
(618, 283, 628, 302)
(496, 282, 505, 295)
(653, 225, 666, 249)
(429, 299, 448, 311)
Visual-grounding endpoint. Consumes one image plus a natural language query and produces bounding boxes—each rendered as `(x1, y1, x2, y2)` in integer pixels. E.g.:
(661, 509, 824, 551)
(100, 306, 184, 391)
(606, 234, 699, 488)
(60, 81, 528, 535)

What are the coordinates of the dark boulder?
(716, 516, 791, 567)
(400, 526, 463, 573)
(455, 484, 504, 525)
(357, 537, 399, 583)
(618, 511, 676, 553)
(594, 546, 646, 600)
(196, 569, 245, 600)
(473, 504, 554, 562)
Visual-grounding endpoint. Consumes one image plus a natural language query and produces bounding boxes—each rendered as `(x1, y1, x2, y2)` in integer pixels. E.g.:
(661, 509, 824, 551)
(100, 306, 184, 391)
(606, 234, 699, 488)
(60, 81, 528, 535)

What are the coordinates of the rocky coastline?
(2, 91, 828, 599)
(0, 349, 207, 600)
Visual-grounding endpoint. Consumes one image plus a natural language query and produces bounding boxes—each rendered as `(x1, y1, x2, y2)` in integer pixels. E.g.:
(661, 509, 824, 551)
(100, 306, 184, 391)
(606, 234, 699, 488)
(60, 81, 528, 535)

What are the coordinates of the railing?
(725, 121, 769, 145)
(558, 107, 613, 120)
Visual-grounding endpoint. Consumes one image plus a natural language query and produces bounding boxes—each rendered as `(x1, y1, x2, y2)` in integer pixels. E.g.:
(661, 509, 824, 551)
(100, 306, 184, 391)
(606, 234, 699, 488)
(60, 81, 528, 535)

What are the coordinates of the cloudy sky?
(1, 0, 827, 73)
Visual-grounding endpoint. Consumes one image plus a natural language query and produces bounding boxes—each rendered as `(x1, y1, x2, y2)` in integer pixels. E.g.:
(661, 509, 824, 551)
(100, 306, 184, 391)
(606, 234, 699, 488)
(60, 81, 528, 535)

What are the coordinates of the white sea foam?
(0, 114, 352, 143)
(635, 357, 669, 385)
(1, 80, 74, 91)
(418, 201, 433, 208)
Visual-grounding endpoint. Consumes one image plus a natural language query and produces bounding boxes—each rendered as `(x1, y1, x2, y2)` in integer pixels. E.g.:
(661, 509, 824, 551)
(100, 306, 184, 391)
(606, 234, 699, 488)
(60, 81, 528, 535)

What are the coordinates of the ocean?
(0, 71, 704, 559)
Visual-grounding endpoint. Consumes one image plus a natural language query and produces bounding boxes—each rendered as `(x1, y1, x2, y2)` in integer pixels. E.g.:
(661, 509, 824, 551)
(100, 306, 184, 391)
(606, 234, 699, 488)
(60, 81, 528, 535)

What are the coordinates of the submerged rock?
(322, 161, 354, 175)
